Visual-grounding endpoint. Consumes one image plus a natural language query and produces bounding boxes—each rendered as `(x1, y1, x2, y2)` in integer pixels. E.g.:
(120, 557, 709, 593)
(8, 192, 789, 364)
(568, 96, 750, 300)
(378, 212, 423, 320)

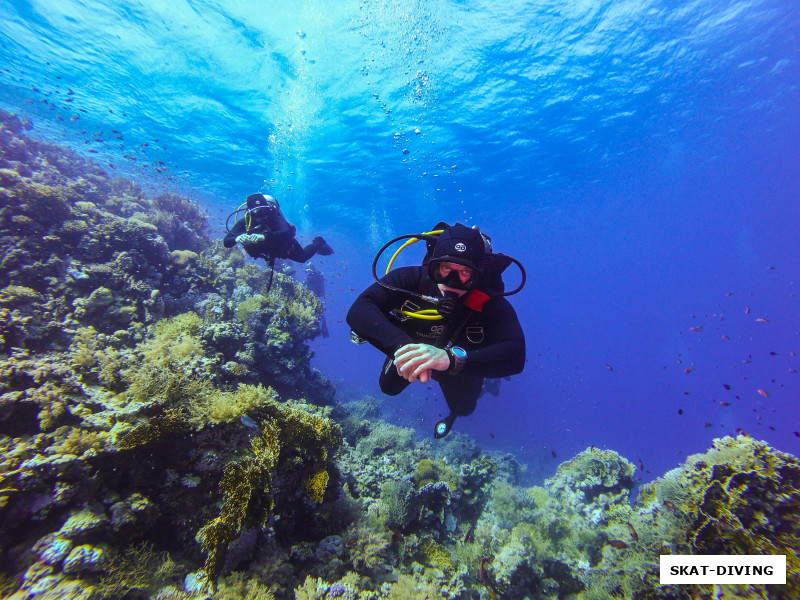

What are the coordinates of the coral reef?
(0, 112, 339, 598)
(2, 113, 798, 600)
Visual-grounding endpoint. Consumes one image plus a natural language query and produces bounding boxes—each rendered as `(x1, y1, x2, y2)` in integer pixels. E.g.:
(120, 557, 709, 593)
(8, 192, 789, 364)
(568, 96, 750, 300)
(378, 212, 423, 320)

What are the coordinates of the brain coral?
(546, 447, 637, 505)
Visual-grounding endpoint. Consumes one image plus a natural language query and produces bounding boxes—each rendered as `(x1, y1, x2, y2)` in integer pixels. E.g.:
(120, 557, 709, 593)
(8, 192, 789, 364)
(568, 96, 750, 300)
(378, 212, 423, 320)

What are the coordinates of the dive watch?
(448, 346, 467, 375)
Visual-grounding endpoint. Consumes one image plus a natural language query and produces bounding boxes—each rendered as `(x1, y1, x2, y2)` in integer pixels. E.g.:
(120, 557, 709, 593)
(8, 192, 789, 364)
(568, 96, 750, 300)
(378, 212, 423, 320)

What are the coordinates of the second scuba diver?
(347, 222, 526, 438)
(224, 193, 334, 264)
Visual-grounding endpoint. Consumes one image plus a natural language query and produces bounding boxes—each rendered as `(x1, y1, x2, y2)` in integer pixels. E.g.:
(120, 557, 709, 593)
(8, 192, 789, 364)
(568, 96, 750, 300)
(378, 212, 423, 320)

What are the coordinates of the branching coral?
(48, 426, 108, 458)
(196, 433, 278, 578)
(187, 384, 279, 426)
(123, 312, 212, 408)
(378, 480, 414, 531)
(69, 327, 125, 389)
(97, 542, 183, 598)
(213, 571, 275, 600)
(307, 470, 330, 505)
(195, 392, 342, 579)
(116, 408, 187, 451)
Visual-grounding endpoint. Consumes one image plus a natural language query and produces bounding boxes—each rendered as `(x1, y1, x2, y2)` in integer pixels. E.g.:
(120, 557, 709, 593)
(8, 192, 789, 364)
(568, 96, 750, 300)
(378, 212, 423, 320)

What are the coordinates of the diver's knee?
(380, 383, 404, 396)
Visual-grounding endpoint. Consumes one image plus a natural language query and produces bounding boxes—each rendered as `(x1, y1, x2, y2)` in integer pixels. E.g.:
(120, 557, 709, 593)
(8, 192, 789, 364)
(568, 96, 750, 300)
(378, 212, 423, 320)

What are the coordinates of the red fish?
(684, 367, 694, 374)
(720, 401, 731, 407)
(479, 557, 498, 600)
(756, 318, 769, 322)
(689, 326, 702, 332)
(757, 389, 769, 397)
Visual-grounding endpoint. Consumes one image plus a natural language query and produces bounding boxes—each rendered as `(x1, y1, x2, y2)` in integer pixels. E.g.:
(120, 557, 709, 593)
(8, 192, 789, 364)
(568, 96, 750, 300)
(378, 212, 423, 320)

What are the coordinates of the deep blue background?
(2, 0, 798, 483)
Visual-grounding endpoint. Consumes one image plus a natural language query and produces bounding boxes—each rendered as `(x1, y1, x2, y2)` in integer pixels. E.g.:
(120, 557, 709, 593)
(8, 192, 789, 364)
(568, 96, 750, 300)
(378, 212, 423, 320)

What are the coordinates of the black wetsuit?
(223, 210, 319, 263)
(346, 266, 525, 417)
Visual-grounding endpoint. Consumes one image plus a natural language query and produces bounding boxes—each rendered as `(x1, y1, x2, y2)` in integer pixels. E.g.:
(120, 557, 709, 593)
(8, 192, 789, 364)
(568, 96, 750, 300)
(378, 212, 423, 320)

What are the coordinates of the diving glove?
(236, 233, 266, 246)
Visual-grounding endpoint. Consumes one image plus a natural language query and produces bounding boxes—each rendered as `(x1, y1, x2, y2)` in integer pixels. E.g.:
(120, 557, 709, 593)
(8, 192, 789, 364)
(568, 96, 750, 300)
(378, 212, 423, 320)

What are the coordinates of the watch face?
(452, 347, 467, 358)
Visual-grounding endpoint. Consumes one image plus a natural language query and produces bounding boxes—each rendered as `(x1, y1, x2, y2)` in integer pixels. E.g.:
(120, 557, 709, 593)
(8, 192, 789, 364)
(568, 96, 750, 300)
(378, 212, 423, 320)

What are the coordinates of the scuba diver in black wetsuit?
(224, 193, 333, 265)
(346, 222, 526, 438)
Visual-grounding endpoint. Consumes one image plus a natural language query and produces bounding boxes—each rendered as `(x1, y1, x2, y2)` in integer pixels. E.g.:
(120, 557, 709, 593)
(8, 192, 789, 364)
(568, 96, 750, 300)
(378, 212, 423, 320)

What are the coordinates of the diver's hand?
(235, 233, 266, 246)
(394, 343, 451, 384)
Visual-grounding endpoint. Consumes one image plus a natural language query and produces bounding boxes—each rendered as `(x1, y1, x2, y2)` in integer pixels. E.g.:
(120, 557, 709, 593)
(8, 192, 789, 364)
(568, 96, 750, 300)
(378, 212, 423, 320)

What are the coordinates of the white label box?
(660, 555, 786, 585)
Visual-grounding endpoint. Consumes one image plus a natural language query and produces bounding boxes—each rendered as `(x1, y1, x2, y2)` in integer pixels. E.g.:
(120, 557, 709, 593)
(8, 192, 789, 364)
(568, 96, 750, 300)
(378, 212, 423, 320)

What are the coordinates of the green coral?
(187, 383, 279, 426)
(646, 436, 799, 599)
(50, 426, 109, 458)
(412, 458, 460, 490)
(579, 436, 800, 600)
(293, 571, 448, 600)
(196, 392, 342, 579)
(488, 479, 538, 528)
(196, 433, 278, 578)
(418, 537, 454, 572)
(69, 327, 125, 389)
(234, 294, 268, 328)
(0, 285, 43, 307)
(355, 423, 415, 458)
(97, 542, 183, 597)
(214, 572, 275, 600)
(306, 470, 330, 504)
(123, 312, 212, 408)
(116, 408, 187, 451)
(377, 480, 414, 531)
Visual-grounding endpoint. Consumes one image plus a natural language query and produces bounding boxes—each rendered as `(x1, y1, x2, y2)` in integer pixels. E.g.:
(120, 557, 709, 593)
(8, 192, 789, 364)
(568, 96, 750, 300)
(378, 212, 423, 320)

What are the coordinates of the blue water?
(2, 0, 799, 483)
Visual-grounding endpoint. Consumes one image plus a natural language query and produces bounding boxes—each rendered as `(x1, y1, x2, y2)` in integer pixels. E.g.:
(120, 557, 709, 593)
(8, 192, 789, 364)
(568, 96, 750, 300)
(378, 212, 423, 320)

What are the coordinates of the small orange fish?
(684, 367, 694, 374)
(689, 326, 703, 332)
(720, 401, 731, 407)
(757, 389, 769, 397)
(756, 318, 769, 322)
(721, 334, 730, 340)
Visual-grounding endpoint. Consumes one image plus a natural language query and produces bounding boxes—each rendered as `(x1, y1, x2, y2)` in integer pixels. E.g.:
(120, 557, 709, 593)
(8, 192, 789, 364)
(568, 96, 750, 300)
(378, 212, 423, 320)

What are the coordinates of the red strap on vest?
(463, 289, 491, 312)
